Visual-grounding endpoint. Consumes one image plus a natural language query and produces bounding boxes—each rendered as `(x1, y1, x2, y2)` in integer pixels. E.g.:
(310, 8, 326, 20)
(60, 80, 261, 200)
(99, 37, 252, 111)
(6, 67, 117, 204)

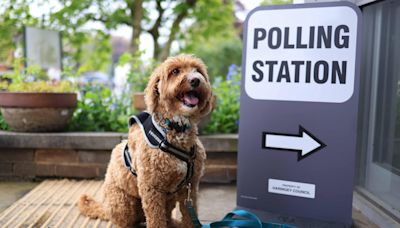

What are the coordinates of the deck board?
(0, 180, 380, 227)
(0, 180, 112, 228)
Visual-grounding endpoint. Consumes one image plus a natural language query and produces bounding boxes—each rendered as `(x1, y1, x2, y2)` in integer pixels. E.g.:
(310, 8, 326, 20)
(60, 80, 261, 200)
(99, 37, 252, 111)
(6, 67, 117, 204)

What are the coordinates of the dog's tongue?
(183, 93, 199, 106)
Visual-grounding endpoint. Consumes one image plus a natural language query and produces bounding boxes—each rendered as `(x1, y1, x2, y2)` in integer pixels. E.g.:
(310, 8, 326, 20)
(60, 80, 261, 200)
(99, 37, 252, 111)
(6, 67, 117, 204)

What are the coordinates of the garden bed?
(0, 131, 237, 183)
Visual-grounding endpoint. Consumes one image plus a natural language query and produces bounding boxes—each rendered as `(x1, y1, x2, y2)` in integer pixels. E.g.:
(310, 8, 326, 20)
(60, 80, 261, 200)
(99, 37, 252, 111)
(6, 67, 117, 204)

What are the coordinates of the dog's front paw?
(170, 219, 197, 228)
(168, 218, 185, 228)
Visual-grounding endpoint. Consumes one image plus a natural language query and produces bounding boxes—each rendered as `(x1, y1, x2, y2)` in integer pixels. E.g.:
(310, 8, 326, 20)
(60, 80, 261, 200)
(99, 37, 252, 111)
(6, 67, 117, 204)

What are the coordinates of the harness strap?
(123, 112, 196, 193)
(159, 141, 196, 191)
(159, 140, 195, 163)
(123, 143, 137, 176)
(129, 112, 166, 148)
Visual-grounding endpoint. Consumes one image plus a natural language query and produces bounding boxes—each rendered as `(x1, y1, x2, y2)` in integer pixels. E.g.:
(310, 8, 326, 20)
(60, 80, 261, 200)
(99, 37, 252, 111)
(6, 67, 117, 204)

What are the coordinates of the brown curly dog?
(78, 55, 214, 228)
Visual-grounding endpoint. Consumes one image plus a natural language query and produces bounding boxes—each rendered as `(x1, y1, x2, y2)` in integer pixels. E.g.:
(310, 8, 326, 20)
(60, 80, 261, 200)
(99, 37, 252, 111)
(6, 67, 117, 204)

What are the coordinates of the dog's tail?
(78, 194, 108, 220)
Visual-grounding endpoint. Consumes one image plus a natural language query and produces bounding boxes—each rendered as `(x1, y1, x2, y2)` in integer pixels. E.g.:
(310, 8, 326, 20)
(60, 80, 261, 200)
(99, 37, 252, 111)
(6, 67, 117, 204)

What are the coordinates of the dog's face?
(144, 55, 214, 120)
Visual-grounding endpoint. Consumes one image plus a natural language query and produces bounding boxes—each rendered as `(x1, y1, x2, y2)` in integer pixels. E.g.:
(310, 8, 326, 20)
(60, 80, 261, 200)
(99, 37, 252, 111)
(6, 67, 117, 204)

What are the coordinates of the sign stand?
(237, 2, 361, 227)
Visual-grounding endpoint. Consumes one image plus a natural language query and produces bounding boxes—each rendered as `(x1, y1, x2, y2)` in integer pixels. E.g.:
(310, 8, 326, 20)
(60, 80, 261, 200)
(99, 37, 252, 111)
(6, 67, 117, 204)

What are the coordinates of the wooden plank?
(53, 180, 97, 228)
(1, 180, 58, 228)
(0, 180, 112, 228)
(66, 181, 103, 228)
(0, 180, 49, 222)
(78, 181, 104, 228)
(13, 180, 68, 227)
(39, 180, 84, 228)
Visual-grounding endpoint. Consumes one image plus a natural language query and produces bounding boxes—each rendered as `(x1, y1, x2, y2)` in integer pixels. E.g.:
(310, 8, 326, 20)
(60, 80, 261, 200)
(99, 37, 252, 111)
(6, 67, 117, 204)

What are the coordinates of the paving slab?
(0, 181, 38, 213)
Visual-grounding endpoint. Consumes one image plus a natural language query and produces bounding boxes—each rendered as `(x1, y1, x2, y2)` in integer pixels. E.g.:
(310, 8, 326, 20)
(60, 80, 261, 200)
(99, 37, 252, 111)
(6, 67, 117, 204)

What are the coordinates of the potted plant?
(118, 52, 154, 112)
(0, 59, 77, 132)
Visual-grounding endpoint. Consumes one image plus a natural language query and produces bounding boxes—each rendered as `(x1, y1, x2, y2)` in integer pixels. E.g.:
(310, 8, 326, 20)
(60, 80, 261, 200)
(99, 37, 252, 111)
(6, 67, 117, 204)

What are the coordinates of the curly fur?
(79, 54, 214, 228)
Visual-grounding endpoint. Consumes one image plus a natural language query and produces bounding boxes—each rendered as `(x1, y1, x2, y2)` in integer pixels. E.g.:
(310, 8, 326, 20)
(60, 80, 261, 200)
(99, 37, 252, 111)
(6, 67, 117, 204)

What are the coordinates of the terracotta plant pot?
(0, 92, 77, 132)
(132, 92, 146, 112)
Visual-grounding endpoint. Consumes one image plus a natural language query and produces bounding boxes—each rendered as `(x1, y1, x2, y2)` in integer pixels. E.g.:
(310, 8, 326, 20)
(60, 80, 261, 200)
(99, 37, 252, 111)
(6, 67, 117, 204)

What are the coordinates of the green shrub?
(203, 64, 241, 134)
(0, 112, 9, 131)
(119, 52, 155, 93)
(68, 85, 132, 132)
(0, 58, 77, 93)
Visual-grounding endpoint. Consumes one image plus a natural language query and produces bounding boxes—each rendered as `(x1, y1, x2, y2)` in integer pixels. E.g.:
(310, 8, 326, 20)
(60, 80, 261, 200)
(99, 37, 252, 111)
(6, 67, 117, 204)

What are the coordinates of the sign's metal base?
(236, 206, 352, 228)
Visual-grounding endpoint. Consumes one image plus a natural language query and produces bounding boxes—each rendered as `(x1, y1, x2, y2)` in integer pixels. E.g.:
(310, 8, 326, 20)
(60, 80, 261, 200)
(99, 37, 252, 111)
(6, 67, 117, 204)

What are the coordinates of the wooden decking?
(0, 180, 112, 228)
(0, 179, 380, 228)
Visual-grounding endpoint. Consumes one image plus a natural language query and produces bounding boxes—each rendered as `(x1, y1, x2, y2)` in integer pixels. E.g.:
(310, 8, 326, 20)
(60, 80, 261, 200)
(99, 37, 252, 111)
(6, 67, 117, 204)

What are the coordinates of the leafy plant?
(261, 0, 293, 5)
(0, 1, 39, 64)
(0, 112, 10, 131)
(189, 37, 242, 82)
(68, 85, 132, 132)
(68, 51, 154, 132)
(0, 58, 77, 93)
(203, 64, 241, 134)
(119, 51, 155, 93)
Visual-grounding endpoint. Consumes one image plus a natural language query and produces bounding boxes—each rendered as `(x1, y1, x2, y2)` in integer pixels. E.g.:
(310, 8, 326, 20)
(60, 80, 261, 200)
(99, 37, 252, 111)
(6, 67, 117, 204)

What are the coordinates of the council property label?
(244, 6, 358, 103)
(268, 178, 316, 199)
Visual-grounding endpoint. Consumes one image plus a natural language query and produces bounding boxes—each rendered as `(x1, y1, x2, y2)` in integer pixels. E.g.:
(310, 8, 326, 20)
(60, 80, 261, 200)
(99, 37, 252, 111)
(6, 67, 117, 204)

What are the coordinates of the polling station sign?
(237, 2, 361, 227)
(245, 4, 358, 103)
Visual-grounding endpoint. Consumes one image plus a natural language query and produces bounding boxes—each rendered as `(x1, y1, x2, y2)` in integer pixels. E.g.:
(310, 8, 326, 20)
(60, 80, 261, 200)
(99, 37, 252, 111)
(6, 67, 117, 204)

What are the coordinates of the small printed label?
(240, 195, 258, 200)
(268, 178, 315, 199)
(61, 110, 69, 116)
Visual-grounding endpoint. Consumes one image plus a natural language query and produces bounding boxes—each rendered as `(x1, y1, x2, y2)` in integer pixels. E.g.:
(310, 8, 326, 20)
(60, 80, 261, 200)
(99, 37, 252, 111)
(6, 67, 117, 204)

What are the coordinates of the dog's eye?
(195, 68, 204, 77)
(171, 68, 180, 76)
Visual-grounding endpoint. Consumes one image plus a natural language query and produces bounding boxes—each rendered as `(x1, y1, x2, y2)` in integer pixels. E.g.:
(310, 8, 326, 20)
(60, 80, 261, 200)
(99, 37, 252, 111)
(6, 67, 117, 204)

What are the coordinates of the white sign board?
(24, 27, 62, 70)
(244, 6, 358, 103)
(237, 2, 362, 226)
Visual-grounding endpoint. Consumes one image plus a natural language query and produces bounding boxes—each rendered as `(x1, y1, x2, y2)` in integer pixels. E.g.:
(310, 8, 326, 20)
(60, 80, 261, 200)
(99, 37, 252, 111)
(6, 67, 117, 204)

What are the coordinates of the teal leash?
(202, 210, 298, 228)
(184, 198, 202, 228)
(184, 184, 202, 228)
(184, 189, 297, 228)
(185, 206, 297, 228)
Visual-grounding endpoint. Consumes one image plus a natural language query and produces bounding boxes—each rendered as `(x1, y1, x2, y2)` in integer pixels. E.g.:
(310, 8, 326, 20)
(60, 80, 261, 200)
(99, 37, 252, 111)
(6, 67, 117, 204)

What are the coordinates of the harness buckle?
(158, 139, 167, 150)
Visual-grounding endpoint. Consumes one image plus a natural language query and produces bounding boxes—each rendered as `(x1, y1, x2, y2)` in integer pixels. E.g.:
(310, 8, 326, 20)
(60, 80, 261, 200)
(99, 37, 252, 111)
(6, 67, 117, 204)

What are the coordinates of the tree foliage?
(0, 0, 236, 68)
(181, 0, 240, 80)
(261, 0, 293, 6)
(0, 0, 39, 64)
(189, 36, 242, 81)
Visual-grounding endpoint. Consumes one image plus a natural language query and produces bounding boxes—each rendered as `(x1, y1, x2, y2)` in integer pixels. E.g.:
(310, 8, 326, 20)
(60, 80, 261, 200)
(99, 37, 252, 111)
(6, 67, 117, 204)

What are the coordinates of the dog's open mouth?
(179, 91, 199, 108)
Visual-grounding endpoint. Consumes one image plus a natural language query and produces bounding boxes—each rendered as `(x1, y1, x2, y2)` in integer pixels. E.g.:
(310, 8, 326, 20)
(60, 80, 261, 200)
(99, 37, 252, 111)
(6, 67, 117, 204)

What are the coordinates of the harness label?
(268, 178, 315, 199)
(148, 130, 162, 144)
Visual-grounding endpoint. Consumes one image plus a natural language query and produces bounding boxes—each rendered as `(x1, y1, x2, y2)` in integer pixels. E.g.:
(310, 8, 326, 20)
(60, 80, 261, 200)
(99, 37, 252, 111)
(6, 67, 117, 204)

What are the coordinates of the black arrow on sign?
(262, 126, 326, 161)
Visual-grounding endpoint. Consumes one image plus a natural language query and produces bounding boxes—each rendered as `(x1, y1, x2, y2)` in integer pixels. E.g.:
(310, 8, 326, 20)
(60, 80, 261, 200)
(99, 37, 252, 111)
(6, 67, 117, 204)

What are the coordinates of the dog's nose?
(190, 78, 200, 88)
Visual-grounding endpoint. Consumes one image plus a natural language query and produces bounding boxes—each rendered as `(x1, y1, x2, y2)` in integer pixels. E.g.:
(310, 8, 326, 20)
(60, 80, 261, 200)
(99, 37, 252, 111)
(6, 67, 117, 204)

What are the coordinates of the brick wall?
(0, 132, 237, 183)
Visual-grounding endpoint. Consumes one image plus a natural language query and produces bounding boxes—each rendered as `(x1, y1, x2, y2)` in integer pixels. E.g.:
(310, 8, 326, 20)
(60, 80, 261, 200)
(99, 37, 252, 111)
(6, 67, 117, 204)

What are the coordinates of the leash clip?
(185, 183, 192, 205)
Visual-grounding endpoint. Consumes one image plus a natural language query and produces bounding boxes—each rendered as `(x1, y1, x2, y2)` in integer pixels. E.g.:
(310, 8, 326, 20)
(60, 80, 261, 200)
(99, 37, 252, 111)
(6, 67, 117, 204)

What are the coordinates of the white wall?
(293, 0, 355, 3)
(293, 0, 379, 6)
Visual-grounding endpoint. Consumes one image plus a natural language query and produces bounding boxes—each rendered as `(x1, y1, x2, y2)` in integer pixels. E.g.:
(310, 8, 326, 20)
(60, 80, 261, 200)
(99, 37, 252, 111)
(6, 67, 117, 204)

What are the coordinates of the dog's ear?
(199, 93, 216, 118)
(144, 72, 160, 113)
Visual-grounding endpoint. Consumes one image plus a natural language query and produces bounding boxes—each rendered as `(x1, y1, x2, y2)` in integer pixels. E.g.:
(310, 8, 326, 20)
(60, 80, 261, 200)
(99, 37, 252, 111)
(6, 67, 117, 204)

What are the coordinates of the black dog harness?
(123, 112, 196, 193)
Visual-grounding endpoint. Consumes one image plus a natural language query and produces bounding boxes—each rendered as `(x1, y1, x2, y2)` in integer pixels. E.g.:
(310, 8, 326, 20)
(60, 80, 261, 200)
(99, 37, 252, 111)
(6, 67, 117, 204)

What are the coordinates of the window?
(357, 0, 400, 218)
